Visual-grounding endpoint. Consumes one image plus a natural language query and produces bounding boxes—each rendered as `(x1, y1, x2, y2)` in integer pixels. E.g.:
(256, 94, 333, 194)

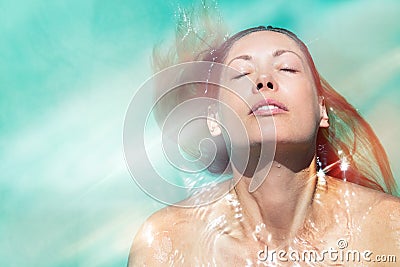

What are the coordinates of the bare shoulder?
(127, 205, 198, 266)
(358, 191, 400, 260)
(324, 176, 400, 229)
(326, 177, 400, 258)
(127, 185, 232, 266)
(359, 187, 400, 234)
(326, 175, 400, 211)
(359, 188, 400, 227)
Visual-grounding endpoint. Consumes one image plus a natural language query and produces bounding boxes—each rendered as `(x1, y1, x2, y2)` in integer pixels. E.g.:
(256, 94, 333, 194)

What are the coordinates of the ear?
(207, 105, 222, 137)
(319, 96, 329, 128)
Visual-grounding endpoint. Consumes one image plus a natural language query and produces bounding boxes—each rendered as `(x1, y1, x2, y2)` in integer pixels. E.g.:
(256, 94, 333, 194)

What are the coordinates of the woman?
(128, 24, 400, 266)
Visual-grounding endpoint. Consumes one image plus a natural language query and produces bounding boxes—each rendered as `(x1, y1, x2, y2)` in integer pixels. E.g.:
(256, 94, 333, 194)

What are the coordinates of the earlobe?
(319, 96, 329, 128)
(320, 109, 329, 128)
(207, 106, 222, 137)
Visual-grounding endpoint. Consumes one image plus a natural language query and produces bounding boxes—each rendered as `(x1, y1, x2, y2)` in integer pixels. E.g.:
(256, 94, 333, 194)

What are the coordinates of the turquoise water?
(1, 0, 399, 266)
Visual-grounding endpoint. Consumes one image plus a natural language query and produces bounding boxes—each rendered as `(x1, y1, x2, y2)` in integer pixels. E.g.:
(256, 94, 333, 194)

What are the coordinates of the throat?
(233, 159, 318, 242)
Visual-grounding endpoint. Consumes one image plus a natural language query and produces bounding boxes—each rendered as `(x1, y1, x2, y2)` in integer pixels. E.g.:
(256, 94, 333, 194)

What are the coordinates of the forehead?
(225, 31, 303, 61)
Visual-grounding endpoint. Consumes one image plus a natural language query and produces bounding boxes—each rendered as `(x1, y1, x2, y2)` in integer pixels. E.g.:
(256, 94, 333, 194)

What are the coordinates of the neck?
(231, 143, 318, 243)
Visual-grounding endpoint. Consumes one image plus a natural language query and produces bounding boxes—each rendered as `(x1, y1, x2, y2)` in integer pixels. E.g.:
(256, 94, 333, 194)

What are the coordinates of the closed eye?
(281, 68, 298, 73)
(232, 72, 250, 80)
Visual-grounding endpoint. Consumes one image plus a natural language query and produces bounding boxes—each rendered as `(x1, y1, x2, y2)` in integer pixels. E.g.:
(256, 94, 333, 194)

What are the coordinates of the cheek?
(218, 91, 245, 126)
(218, 90, 249, 119)
(285, 79, 319, 112)
(281, 81, 321, 134)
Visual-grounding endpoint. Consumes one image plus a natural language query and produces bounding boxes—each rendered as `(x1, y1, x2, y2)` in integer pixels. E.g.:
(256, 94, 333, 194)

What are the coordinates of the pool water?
(1, 0, 399, 266)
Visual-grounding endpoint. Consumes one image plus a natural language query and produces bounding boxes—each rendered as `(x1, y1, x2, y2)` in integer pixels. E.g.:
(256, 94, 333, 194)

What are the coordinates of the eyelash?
(281, 68, 298, 73)
(232, 72, 250, 79)
(232, 68, 298, 79)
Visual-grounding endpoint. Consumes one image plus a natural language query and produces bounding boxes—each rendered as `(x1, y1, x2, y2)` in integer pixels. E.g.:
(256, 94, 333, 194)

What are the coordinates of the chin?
(246, 131, 276, 145)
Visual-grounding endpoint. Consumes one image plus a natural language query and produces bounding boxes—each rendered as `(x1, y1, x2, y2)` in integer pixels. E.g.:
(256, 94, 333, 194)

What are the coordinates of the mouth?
(249, 98, 289, 116)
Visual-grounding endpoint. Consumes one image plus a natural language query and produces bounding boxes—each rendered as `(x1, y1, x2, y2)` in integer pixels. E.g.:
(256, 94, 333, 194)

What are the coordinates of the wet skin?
(128, 31, 400, 266)
(129, 176, 400, 266)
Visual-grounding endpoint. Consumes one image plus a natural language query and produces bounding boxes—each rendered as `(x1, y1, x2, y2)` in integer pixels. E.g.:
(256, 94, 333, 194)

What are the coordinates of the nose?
(255, 74, 276, 92)
(257, 81, 274, 90)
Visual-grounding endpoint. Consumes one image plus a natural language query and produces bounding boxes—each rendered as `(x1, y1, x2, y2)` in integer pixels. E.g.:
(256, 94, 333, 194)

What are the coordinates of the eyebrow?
(272, 49, 302, 60)
(227, 49, 303, 66)
(227, 55, 252, 66)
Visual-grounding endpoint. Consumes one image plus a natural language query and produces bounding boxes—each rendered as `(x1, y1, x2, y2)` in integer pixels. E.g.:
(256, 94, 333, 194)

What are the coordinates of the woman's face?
(216, 30, 327, 147)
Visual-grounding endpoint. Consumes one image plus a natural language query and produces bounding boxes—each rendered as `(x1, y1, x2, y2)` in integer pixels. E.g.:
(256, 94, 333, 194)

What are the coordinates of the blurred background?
(1, 0, 399, 266)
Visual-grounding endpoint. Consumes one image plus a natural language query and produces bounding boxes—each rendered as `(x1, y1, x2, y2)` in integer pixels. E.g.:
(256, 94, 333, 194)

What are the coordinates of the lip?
(249, 98, 289, 116)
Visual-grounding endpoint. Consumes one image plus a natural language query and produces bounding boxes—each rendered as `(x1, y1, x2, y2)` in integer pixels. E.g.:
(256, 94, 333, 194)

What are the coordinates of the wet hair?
(152, 13, 397, 194)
